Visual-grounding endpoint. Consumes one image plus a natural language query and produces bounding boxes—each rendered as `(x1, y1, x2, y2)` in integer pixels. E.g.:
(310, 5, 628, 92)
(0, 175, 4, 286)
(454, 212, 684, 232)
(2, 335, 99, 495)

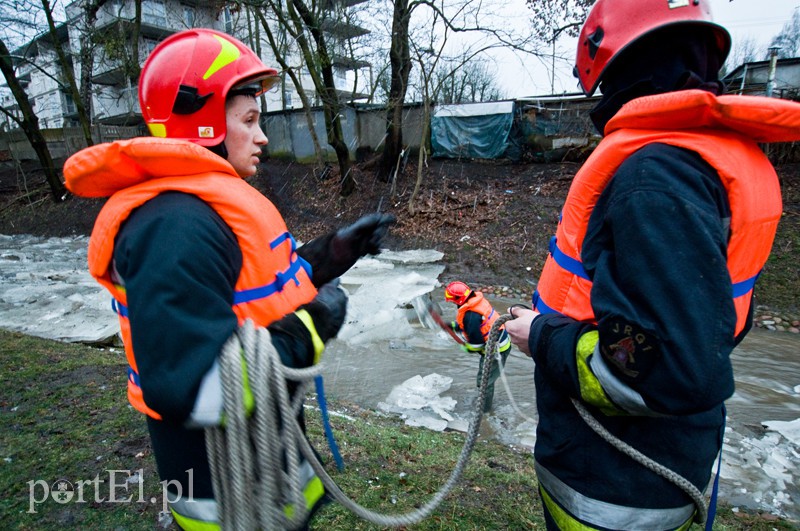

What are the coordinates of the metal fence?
(1, 97, 796, 164)
(0, 124, 144, 162)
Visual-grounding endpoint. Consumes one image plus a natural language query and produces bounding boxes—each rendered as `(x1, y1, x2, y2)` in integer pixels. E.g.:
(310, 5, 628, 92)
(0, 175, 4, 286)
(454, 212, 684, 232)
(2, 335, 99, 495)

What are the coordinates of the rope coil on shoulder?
(206, 317, 510, 529)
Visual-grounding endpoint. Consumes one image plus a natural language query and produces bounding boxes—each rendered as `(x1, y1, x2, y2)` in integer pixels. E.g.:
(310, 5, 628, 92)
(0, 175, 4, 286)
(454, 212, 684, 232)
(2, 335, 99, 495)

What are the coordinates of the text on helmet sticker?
(668, 0, 690, 7)
(198, 127, 214, 138)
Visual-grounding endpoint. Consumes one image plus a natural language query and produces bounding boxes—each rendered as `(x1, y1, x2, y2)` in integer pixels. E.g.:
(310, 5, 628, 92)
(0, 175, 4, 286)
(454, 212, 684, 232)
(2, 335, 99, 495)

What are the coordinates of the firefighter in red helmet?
(505, 0, 800, 529)
(64, 28, 394, 529)
(444, 281, 511, 413)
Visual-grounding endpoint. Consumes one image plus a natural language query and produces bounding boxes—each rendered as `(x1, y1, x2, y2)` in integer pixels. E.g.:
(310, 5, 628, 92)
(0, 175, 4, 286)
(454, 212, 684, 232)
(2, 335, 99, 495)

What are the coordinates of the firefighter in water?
(64, 28, 394, 529)
(504, 0, 800, 529)
(444, 281, 511, 413)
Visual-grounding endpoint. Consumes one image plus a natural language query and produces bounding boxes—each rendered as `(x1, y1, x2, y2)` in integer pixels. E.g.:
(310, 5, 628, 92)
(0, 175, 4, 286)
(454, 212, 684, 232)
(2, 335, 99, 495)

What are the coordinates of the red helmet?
(575, 0, 730, 96)
(138, 28, 279, 146)
(444, 281, 472, 306)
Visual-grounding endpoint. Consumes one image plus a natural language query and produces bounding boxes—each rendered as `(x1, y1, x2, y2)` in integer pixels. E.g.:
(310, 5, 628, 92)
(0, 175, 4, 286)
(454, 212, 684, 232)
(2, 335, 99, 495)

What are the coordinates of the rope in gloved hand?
(205, 317, 509, 529)
(493, 308, 709, 524)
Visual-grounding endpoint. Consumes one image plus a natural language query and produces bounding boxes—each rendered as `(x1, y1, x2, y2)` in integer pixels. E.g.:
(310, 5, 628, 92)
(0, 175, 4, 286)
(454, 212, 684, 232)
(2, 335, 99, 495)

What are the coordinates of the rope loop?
(206, 317, 511, 529)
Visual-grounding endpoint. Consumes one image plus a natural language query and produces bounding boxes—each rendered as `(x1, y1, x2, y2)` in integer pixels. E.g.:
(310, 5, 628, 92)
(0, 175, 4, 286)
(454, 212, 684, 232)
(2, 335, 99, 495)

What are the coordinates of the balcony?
(322, 0, 369, 8)
(321, 19, 370, 39)
(93, 86, 142, 125)
(330, 53, 370, 71)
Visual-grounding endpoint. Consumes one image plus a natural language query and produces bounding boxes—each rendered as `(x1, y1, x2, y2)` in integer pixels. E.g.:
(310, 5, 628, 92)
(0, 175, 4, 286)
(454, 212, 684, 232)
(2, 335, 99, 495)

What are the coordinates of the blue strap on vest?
(550, 236, 590, 280)
(731, 273, 758, 298)
(127, 366, 140, 386)
(233, 232, 312, 305)
(547, 236, 758, 301)
(112, 298, 128, 317)
(531, 290, 557, 315)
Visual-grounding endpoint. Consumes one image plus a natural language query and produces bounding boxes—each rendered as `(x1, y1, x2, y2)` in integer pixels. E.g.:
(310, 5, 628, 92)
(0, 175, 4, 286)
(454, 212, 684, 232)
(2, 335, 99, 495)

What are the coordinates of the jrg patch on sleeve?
(598, 317, 661, 382)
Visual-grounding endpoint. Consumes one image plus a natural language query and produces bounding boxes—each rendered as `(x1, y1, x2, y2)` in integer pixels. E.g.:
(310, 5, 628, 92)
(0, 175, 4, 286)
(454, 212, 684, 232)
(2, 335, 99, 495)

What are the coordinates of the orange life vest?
(456, 292, 500, 342)
(533, 90, 799, 337)
(65, 138, 318, 419)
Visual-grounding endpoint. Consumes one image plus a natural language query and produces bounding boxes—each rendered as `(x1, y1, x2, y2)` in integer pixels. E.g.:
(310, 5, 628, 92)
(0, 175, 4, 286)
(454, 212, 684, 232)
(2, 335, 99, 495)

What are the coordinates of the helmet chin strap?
(207, 141, 228, 160)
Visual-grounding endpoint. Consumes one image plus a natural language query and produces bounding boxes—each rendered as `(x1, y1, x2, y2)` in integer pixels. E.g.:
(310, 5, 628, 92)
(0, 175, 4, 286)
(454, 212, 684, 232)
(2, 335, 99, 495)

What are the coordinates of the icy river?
(1, 234, 798, 522)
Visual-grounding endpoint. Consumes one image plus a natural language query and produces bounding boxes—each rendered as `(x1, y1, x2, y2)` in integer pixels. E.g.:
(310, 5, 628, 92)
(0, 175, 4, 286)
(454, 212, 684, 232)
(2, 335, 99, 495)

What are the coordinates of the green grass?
(758, 217, 800, 311)
(1, 329, 797, 530)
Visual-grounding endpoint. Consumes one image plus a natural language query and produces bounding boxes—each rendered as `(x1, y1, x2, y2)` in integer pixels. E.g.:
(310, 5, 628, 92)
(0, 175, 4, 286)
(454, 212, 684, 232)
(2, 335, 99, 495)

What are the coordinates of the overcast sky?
(494, 0, 800, 98)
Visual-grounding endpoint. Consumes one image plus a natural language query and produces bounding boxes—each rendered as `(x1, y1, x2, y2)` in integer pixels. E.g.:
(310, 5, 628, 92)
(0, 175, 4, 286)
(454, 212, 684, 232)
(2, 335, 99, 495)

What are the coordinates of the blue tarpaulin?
(431, 101, 515, 159)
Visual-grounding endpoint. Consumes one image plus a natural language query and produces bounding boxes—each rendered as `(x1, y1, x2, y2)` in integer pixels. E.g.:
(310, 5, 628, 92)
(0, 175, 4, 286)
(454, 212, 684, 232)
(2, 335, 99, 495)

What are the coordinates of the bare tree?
(723, 35, 762, 76)
(403, 5, 517, 215)
(435, 57, 503, 104)
(40, 0, 93, 148)
(74, 0, 110, 127)
(250, 5, 327, 169)
(248, 0, 356, 196)
(525, 0, 593, 42)
(769, 7, 800, 59)
(0, 36, 65, 200)
(378, 0, 542, 182)
(0, 0, 66, 199)
(377, 0, 411, 181)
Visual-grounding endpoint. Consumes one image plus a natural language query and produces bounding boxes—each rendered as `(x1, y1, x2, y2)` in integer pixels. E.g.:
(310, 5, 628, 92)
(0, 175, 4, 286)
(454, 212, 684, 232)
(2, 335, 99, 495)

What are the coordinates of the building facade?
(1, 0, 372, 131)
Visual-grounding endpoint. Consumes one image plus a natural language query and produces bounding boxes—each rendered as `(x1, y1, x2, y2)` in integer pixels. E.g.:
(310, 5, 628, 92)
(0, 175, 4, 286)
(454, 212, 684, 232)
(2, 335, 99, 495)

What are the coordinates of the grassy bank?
(0, 329, 796, 530)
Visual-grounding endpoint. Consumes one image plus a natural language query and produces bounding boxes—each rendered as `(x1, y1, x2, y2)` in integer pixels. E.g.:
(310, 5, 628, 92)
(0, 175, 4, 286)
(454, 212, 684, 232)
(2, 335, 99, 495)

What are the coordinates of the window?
(142, 0, 167, 28)
(63, 92, 77, 115)
(183, 6, 195, 27)
(223, 7, 233, 34)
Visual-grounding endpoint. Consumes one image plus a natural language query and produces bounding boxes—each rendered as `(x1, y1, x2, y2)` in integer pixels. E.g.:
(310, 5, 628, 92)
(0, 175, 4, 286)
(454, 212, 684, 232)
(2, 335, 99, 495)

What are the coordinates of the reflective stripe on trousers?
(536, 462, 695, 531)
(168, 462, 325, 530)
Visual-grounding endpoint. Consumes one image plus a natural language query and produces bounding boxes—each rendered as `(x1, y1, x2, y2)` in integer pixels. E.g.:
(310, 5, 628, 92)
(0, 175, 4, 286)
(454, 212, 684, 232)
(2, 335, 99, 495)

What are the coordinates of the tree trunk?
(41, 0, 94, 148)
(289, 0, 353, 195)
(408, 95, 431, 216)
(0, 38, 66, 201)
(79, 2, 103, 132)
(379, 0, 411, 181)
(253, 7, 326, 169)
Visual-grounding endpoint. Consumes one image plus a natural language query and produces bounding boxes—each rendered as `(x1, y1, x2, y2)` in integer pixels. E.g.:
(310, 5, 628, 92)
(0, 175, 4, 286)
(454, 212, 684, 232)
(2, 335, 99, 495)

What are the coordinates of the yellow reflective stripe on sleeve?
(170, 508, 220, 531)
(575, 331, 624, 416)
(295, 309, 325, 363)
(283, 475, 326, 519)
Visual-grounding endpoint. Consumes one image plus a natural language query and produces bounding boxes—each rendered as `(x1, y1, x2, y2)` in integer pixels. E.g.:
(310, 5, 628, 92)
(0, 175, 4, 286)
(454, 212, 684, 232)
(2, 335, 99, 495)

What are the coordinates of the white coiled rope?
(207, 314, 707, 529)
(205, 317, 508, 530)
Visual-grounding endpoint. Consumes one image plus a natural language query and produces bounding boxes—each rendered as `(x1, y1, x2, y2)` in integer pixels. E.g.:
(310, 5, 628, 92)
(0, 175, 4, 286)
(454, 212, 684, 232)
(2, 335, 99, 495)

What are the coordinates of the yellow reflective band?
(204, 35, 241, 80)
(240, 349, 255, 416)
(295, 309, 325, 363)
(575, 331, 624, 416)
(147, 123, 166, 137)
(170, 508, 220, 531)
(464, 343, 484, 353)
(283, 476, 325, 518)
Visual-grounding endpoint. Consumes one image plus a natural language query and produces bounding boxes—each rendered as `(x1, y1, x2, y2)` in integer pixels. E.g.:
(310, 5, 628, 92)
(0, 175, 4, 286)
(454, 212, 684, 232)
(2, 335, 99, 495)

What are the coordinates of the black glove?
(297, 279, 348, 343)
(267, 281, 348, 367)
(297, 213, 397, 287)
(333, 212, 396, 258)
